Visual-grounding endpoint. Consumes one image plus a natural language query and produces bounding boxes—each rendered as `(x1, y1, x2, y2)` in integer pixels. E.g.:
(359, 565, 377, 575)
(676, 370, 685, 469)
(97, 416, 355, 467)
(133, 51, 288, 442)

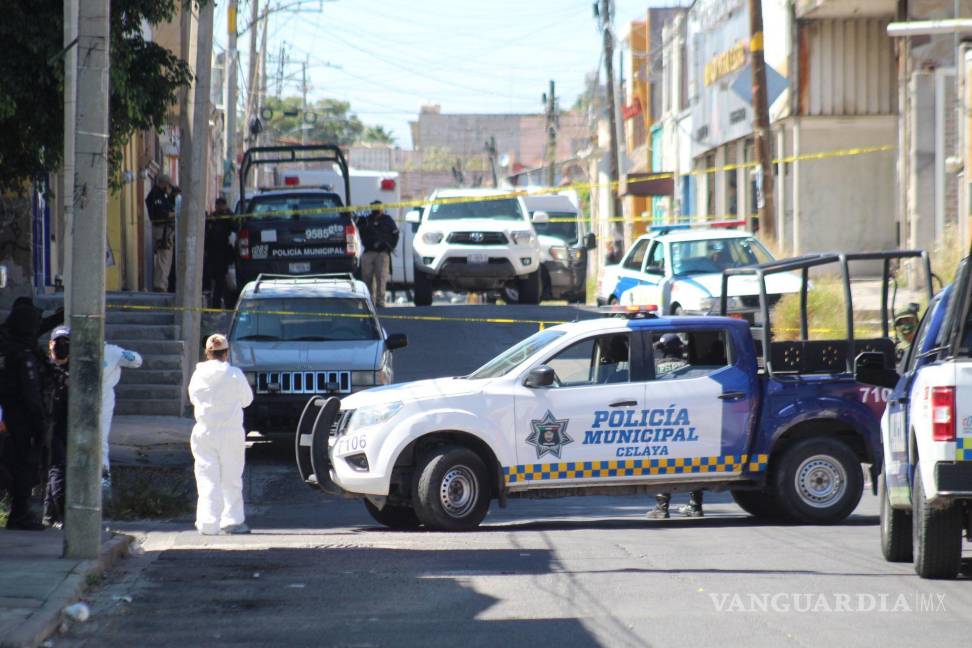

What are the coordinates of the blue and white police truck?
(858, 255, 972, 579)
(296, 251, 929, 531)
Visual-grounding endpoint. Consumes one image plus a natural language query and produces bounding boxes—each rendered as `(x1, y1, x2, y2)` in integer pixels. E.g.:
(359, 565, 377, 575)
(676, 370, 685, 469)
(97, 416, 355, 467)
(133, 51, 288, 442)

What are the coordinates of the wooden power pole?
(599, 0, 623, 244)
(749, 0, 776, 240)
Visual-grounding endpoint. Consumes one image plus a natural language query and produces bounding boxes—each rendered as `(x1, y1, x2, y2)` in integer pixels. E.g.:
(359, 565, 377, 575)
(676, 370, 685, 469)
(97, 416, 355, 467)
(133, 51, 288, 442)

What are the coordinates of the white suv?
(405, 189, 546, 305)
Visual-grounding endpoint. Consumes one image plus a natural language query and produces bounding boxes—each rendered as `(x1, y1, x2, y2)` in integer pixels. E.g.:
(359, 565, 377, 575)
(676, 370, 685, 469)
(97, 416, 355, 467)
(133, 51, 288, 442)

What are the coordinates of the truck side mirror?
(386, 333, 408, 351)
(532, 210, 550, 224)
(405, 210, 422, 224)
(584, 232, 597, 250)
(855, 351, 900, 389)
(524, 365, 556, 388)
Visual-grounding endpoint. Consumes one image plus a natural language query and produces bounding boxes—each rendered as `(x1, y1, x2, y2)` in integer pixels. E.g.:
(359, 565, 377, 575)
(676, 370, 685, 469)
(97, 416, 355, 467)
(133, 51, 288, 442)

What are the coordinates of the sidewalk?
(0, 415, 192, 647)
(0, 530, 131, 648)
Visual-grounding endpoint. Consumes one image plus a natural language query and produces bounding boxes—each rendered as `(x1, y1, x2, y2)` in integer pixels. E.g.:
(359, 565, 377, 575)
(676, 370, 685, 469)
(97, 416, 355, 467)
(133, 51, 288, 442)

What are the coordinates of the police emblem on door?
(526, 411, 573, 459)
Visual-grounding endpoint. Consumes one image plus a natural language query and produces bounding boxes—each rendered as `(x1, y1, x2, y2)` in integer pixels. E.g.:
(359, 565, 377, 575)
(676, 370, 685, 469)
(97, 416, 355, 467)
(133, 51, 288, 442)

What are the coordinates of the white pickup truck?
(861, 256, 971, 579)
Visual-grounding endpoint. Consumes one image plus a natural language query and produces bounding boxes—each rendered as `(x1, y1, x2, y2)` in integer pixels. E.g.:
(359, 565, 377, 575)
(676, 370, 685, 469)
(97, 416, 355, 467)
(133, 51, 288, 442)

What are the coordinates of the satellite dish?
(498, 154, 510, 167)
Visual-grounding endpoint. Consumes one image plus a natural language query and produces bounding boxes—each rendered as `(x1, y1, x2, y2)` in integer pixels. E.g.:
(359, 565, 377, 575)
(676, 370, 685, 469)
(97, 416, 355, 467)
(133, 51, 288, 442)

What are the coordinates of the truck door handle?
(609, 400, 638, 408)
(719, 391, 746, 401)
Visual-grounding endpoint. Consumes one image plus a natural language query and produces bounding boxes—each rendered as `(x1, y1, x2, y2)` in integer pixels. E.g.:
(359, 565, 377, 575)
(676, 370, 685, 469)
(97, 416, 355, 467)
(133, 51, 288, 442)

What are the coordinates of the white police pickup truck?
(296, 252, 919, 531)
(860, 256, 972, 579)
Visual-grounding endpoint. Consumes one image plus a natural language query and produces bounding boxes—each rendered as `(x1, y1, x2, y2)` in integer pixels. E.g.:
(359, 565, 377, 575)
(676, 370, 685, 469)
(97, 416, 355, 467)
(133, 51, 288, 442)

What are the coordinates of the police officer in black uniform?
(0, 301, 50, 530)
(42, 326, 70, 528)
(357, 201, 400, 307)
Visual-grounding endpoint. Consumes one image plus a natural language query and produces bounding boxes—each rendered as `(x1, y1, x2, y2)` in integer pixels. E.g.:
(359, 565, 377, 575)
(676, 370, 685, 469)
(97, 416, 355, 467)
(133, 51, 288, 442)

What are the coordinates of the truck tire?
(413, 268, 434, 307)
(774, 437, 863, 523)
(730, 489, 785, 519)
(517, 270, 542, 305)
(412, 445, 490, 531)
(363, 500, 421, 530)
(912, 464, 963, 579)
(879, 471, 912, 563)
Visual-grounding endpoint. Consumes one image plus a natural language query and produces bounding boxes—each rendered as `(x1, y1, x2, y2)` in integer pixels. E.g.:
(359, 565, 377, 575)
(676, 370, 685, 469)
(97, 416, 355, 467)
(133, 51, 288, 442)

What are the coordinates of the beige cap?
(205, 333, 229, 352)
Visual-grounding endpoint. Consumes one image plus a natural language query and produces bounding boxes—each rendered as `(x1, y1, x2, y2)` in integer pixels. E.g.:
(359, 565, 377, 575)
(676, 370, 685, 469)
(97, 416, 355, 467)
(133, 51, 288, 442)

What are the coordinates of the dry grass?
(772, 277, 849, 341)
(931, 223, 965, 286)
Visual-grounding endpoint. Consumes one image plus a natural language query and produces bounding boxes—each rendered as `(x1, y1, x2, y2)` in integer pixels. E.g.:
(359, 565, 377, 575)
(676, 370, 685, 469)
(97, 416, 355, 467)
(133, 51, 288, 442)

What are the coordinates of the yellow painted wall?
(106, 190, 122, 290)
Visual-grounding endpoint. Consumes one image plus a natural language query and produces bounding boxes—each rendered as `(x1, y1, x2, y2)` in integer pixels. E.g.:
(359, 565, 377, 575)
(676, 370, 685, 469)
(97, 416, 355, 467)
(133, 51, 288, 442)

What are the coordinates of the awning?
(622, 172, 675, 197)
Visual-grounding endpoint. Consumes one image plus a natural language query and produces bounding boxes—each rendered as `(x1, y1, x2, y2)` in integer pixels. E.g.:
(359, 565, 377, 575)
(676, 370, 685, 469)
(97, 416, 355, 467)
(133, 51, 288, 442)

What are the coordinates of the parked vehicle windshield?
(670, 237, 774, 275)
(531, 211, 578, 244)
(467, 329, 565, 379)
(247, 194, 343, 219)
(231, 298, 378, 342)
(428, 198, 525, 221)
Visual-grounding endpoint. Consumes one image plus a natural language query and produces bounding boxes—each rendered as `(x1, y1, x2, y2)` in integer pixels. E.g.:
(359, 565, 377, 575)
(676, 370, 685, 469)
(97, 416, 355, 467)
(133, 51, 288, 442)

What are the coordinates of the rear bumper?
(236, 256, 358, 286)
(934, 461, 972, 498)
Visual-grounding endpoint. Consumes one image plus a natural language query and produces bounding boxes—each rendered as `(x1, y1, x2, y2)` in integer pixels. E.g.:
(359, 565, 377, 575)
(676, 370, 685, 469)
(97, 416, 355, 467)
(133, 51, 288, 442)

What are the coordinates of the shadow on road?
(72, 546, 616, 647)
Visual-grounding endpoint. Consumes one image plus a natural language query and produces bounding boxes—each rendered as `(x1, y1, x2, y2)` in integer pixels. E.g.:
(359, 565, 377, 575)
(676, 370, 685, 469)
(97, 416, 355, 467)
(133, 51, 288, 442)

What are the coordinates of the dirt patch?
(105, 465, 195, 520)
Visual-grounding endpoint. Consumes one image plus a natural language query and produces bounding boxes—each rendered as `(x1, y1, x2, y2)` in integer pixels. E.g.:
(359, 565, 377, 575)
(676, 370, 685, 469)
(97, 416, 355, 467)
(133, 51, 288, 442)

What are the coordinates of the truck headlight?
(351, 370, 377, 386)
(702, 296, 741, 312)
(511, 230, 536, 245)
(549, 245, 568, 262)
(421, 231, 443, 245)
(346, 401, 403, 433)
(244, 372, 256, 387)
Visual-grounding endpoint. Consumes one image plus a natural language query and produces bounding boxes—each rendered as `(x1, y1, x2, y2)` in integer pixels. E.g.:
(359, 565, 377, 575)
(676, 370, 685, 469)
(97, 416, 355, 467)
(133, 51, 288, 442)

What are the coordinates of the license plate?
(290, 262, 311, 273)
(469, 254, 487, 264)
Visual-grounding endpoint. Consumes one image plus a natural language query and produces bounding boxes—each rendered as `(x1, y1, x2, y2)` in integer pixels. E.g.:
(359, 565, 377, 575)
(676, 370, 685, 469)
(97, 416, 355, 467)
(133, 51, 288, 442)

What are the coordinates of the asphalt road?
(60, 305, 972, 648)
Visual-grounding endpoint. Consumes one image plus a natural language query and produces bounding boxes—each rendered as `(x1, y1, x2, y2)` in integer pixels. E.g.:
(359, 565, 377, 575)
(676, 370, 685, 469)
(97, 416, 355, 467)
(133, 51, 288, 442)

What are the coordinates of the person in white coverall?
(187, 333, 254, 535)
(101, 344, 143, 480)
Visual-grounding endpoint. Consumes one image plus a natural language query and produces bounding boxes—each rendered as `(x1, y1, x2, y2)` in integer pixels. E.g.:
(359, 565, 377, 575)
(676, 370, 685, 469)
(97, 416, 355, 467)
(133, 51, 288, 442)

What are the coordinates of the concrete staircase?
(105, 293, 185, 417)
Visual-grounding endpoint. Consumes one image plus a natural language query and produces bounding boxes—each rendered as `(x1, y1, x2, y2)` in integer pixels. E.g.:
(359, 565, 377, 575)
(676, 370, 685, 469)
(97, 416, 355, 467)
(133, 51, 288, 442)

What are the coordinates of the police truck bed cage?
(252, 272, 357, 294)
(720, 250, 933, 377)
(238, 144, 351, 208)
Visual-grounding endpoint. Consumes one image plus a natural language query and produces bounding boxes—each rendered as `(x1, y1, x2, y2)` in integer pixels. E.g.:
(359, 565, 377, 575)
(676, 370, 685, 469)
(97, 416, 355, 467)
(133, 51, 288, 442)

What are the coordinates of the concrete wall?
(788, 115, 897, 254)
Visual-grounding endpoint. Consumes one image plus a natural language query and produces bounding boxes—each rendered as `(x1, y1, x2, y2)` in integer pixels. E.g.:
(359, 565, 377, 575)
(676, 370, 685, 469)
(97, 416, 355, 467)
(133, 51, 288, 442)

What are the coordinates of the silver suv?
(229, 274, 407, 438)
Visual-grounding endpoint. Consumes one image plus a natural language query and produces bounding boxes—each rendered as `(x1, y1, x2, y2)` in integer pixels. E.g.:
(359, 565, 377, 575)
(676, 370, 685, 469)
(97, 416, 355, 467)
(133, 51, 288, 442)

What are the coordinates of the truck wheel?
(730, 489, 784, 519)
(517, 270, 542, 304)
(912, 464, 963, 579)
(774, 437, 863, 523)
(363, 500, 421, 530)
(879, 471, 912, 562)
(412, 445, 490, 531)
(413, 269, 434, 307)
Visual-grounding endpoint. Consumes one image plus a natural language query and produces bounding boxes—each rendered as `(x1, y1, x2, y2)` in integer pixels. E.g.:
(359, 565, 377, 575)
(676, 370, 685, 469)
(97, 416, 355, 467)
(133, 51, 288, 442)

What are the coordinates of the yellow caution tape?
(187, 143, 895, 222)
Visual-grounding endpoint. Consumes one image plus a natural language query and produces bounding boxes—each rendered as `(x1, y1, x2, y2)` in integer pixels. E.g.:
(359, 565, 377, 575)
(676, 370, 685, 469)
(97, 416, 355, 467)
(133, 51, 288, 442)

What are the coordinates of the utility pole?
(748, 0, 776, 241)
(64, 0, 109, 560)
(598, 0, 623, 245)
(544, 79, 559, 186)
(301, 57, 309, 146)
(62, 0, 78, 318)
(485, 136, 498, 188)
(225, 0, 238, 200)
(245, 0, 260, 141)
(177, 0, 216, 400)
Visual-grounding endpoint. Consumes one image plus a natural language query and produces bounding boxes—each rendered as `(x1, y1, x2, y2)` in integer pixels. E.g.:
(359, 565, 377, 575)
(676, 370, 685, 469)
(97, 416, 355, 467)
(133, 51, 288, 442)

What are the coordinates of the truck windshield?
(467, 329, 565, 379)
(532, 211, 578, 244)
(428, 198, 525, 221)
(247, 195, 343, 218)
(231, 298, 379, 342)
(670, 237, 774, 275)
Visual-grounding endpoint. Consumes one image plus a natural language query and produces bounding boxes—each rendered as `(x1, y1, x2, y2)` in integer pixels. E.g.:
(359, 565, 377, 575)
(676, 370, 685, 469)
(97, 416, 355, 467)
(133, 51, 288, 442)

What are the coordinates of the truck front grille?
(447, 231, 509, 245)
(257, 371, 351, 395)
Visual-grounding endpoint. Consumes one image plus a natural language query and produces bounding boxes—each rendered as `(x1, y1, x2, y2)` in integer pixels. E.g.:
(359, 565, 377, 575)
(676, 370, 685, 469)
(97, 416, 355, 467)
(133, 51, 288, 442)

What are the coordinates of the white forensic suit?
(187, 359, 254, 534)
(102, 344, 143, 473)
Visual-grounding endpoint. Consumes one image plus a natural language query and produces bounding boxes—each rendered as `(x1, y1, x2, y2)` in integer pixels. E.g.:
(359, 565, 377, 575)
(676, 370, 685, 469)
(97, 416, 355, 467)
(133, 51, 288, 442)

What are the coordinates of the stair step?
(119, 369, 183, 385)
(105, 324, 179, 340)
(116, 383, 185, 401)
(106, 311, 177, 326)
(138, 354, 185, 370)
(114, 398, 184, 417)
(111, 339, 184, 356)
(105, 292, 176, 307)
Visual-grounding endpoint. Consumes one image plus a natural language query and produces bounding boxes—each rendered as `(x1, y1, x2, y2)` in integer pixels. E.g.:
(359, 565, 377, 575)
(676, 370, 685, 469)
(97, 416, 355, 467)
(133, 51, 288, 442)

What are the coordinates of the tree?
(359, 125, 395, 146)
(262, 96, 365, 146)
(0, 1, 201, 193)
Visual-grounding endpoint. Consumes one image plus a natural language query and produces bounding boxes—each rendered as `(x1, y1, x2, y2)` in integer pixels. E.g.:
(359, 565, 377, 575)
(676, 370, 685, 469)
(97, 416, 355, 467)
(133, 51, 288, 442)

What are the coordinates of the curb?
(2, 533, 133, 648)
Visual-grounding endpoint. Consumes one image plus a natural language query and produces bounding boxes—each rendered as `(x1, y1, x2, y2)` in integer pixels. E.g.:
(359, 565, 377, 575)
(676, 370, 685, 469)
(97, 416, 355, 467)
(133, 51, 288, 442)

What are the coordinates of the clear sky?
(214, 0, 690, 149)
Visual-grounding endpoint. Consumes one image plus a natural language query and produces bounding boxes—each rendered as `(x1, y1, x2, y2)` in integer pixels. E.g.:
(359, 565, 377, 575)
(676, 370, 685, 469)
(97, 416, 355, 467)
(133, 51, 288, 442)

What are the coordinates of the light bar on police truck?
(600, 304, 659, 319)
(648, 219, 745, 232)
